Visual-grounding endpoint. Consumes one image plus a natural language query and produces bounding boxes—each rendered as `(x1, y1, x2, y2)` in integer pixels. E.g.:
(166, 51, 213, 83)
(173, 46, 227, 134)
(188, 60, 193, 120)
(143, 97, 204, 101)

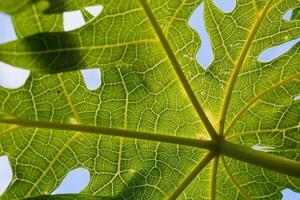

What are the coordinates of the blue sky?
(0, 1, 300, 199)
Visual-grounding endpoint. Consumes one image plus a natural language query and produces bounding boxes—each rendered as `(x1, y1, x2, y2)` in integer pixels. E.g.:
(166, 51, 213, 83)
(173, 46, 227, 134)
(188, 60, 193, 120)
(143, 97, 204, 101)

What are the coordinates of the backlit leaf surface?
(0, 0, 299, 199)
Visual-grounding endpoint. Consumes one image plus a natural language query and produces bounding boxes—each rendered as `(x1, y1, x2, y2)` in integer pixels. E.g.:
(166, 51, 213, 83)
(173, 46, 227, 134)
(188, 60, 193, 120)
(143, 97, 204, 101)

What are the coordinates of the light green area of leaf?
(0, 0, 31, 14)
(0, 0, 299, 199)
(25, 194, 103, 200)
(29, 193, 185, 200)
(11, 2, 63, 38)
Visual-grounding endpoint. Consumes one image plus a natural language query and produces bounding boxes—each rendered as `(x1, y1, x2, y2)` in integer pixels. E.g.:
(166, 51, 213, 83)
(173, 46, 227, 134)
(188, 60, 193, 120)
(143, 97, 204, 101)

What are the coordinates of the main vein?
(220, 141, 300, 178)
(137, 0, 218, 139)
(219, 0, 272, 135)
(0, 118, 215, 150)
(1, 118, 300, 178)
(210, 156, 219, 200)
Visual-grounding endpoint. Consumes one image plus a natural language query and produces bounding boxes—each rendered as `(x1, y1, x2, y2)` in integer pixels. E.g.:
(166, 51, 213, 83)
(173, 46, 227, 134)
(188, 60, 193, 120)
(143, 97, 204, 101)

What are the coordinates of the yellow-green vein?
(227, 125, 300, 139)
(137, 0, 218, 139)
(0, 118, 215, 150)
(224, 72, 300, 137)
(220, 156, 252, 200)
(164, 0, 186, 37)
(24, 131, 82, 197)
(218, 0, 273, 135)
(57, 74, 81, 123)
(0, 39, 159, 56)
(210, 156, 219, 200)
(0, 125, 19, 137)
(31, 4, 43, 32)
(0, 108, 17, 118)
(167, 152, 215, 200)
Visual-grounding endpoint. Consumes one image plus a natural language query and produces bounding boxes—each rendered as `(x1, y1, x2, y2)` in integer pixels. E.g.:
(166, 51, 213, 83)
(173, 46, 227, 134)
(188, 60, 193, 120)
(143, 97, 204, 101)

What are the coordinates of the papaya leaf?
(0, 0, 299, 199)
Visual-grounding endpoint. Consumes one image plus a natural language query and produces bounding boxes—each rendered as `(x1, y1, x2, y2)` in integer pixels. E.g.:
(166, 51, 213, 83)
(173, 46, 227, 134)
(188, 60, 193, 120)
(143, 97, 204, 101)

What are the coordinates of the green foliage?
(0, 0, 31, 14)
(0, 0, 299, 199)
(25, 194, 102, 200)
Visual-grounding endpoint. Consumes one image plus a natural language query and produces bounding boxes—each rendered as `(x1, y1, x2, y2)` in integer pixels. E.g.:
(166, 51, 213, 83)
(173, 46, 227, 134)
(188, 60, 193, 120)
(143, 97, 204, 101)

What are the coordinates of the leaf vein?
(219, 0, 273, 135)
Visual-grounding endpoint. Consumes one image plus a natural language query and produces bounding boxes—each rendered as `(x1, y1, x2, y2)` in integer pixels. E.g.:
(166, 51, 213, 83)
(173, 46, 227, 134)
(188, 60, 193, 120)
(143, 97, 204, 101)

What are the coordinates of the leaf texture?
(0, 0, 299, 199)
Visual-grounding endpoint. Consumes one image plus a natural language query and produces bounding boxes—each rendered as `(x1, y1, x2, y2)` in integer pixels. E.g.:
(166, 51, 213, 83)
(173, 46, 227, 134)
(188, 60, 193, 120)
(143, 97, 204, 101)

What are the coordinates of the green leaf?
(0, 0, 299, 200)
(10, 2, 63, 38)
(25, 194, 103, 200)
(0, 0, 31, 14)
(292, 7, 300, 19)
